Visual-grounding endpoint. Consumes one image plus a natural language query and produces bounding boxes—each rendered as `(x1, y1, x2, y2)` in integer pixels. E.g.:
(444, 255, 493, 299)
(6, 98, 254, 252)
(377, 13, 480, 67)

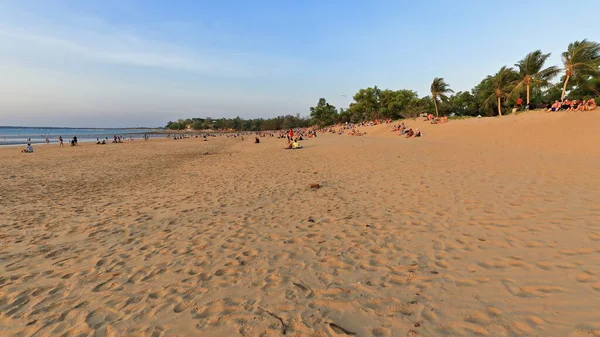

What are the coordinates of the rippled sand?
(1, 110, 599, 337)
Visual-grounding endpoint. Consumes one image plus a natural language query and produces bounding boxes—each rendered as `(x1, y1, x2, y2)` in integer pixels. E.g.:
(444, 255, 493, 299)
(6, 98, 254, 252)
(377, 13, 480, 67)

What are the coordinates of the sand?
(1, 110, 600, 337)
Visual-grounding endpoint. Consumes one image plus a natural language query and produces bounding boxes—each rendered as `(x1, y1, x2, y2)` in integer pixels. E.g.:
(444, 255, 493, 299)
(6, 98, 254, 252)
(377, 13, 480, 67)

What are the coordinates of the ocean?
(0, 127, 161, 146)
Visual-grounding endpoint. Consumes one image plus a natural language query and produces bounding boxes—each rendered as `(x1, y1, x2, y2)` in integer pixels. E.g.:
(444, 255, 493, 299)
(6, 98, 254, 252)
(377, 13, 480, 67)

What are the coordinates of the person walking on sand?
(59, 136, 64, 147)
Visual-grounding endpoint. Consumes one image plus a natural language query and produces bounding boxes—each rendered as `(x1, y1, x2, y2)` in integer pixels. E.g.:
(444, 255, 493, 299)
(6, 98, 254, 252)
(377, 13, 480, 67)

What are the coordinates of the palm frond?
(431, 77, 454, 102)
(563, 39, 600, 76)
(508, 81, 526, 101)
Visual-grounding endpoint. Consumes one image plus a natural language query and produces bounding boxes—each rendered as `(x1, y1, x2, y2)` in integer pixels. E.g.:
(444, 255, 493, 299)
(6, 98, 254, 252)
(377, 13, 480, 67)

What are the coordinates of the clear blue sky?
(0, 0, 598, 127)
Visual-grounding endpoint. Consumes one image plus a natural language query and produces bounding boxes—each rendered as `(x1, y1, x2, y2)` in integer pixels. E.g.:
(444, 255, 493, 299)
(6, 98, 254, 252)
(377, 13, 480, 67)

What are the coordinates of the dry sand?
(1, 110, 600, 337)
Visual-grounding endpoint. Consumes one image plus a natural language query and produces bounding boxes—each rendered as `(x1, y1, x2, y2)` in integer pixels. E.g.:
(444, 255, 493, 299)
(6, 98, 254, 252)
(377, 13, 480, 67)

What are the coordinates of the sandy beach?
(1, 110, 600, 337)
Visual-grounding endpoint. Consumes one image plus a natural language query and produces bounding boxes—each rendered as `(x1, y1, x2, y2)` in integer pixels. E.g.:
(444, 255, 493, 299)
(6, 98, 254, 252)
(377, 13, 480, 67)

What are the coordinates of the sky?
(0, 0, 599, 127)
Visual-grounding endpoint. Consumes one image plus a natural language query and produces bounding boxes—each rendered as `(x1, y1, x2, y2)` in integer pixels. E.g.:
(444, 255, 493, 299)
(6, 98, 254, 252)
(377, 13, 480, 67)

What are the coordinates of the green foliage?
(541, 83, 563, 103)
(431, 77, 454, 117)
(563, 39, 600, 77)
(165, 115, 309, 132)
(345, 87, 426, 121)
(168, 41, 600, 126)
(166, 120, 188, 130)
(478, 66, 520, 116)
(192, 120, 204, 130)
(443, 91, 477, 116)
(345, 86, 379, 122)
(561, 39, 600, 100)
(337, 108, 351, 124)
(310, 98, 338, 127)
(511, 50, 560, 104)
(380, 89, 422, 118)
(567, 74, 600, 99)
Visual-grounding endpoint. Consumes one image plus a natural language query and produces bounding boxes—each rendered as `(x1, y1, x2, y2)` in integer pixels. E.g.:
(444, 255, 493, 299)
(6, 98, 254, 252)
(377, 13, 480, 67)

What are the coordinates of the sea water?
(0, 127, 160, 146)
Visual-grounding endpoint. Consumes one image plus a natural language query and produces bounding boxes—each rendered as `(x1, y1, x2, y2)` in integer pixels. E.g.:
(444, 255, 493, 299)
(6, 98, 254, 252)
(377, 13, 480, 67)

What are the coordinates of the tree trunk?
(561, 75, 570, 101)
(433, 96, 439, 117)
(497, 96, 502, 116)
(526, 84, 530, 105)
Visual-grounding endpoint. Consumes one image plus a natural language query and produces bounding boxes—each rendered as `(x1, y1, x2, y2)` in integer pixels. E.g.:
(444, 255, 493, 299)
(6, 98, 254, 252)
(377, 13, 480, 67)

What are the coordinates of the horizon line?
(0, 125, 164, 129)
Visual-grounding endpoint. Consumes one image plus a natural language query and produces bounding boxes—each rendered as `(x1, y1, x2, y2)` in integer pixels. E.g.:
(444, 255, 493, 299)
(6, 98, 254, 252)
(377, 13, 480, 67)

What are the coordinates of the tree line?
(165, 115, 310, 131)
(166, 39, 600, 131)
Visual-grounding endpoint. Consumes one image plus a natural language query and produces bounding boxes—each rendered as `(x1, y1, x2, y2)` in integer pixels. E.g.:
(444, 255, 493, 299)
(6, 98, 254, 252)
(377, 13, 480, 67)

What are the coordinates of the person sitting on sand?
(415, 129, 422, 137)
(255, 137, 260, 144)
(22, 143, 34, 153)
(569, 99, 583, 112)
(548, 100, 560, 112)
(405, 129, 414, 138)
(586, 98, 597, 110)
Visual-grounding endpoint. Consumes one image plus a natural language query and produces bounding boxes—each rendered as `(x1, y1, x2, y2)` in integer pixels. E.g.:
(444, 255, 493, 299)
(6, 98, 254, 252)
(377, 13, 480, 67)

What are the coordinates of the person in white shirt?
(22, 144, 34, 153)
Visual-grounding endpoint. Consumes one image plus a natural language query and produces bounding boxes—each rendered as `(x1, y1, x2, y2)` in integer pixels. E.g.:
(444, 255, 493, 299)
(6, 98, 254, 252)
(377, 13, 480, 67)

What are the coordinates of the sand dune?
(1, 111, 600, 336)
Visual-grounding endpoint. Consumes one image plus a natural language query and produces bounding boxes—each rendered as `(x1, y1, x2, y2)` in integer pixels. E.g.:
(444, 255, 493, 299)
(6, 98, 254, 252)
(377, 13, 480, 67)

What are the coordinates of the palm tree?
(561, 39, 600, 101)
(512, 50, 560, 105)
(483, 66, 519, 116)
(430, 77, 454, 117)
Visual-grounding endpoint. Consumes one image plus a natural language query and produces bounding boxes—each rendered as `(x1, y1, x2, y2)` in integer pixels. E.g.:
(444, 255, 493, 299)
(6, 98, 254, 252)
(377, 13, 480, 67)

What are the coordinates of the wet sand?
(1, 110, 599, 337)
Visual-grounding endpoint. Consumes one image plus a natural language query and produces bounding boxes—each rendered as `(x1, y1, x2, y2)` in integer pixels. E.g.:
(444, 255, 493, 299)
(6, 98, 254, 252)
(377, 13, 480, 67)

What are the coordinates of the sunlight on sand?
(1, 110, 599, 336)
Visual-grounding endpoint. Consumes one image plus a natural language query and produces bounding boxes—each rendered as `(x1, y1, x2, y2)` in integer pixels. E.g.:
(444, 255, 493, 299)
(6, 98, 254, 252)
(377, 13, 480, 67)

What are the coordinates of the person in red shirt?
(516, 97, 523, 109)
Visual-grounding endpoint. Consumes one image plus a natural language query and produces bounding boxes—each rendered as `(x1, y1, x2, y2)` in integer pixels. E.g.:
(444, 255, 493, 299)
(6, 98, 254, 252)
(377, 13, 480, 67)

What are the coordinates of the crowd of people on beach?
(508, 97, 598, 112)
(425, 114, 448, 124)
(546, 98, 597, 112)
(320, 119, 393, 136)
(15, 102, 600, 154)
(391, 122, 422, 138)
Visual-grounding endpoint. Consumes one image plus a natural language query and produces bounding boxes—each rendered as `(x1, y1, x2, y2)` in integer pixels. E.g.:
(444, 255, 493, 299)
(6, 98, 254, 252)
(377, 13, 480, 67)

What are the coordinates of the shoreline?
(1, 110, 600, 336)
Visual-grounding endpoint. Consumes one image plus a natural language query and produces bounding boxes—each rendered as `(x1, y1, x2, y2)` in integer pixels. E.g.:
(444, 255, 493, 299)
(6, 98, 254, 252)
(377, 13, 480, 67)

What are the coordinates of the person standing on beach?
(59, 136, 64, 147)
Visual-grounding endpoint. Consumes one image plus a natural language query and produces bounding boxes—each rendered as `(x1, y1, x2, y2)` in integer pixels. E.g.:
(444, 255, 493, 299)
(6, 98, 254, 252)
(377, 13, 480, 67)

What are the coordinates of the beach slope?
(1, 111, 600, 336)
